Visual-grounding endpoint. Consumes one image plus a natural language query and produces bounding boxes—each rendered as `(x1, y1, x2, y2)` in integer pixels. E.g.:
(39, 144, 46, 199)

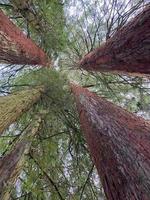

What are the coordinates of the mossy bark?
(80, 5, 150, 76)
(0, 87, 44, 134)
(0, 116, 42, 200)
(72, 84, 150, 200)
(0, 10, 49, 65)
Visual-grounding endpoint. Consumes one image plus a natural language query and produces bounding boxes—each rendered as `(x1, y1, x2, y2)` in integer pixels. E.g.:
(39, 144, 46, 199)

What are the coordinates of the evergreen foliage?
(1, 0, 67, 56)
(0, 0, 149, 199)
(0, 68, 103, 199)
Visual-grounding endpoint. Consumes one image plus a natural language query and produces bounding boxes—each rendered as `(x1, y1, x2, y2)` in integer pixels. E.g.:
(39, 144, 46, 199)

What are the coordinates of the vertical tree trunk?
(0, 116, 42, 200)
(80, 5, 150, 76)
(71, 84, 150, 200)
(0, 10, 49, 65)
(0, 87, 44, 134)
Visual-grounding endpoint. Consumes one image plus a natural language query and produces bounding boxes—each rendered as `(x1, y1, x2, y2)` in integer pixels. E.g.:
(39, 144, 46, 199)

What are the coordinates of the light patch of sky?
(15, 178, 22, 197)
(0, 64, 19, 80)
(15, 171, 26, 198)
(0, 64, 8, 76)
(65, 0, 84, 18)
(66, 0, 146, 24)
(0, 0, 10, 3)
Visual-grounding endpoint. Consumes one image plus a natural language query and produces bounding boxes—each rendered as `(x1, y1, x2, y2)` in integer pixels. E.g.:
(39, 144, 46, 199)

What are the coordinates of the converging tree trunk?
(0, 87, 44, 134)
(0, 116, 42, 200)
(71, 84, 150, 200)
(80, 5, 150, 76)
(0, 10, 48, 65)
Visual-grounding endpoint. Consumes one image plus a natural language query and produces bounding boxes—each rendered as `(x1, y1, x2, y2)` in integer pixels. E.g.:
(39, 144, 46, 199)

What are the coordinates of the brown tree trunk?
(0, 10, 49, 65)
(80, 5, 150, 76)
(0, 87, 44, 134)
(71, 84, 150, 200)
(0, 116, 42, 200)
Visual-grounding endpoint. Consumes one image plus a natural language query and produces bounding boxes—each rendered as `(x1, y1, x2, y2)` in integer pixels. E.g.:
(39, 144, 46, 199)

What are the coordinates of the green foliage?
(13, 68, 72, 114)
(3, 68, 102, 199)
(0, 1, 149, 199)
(2, 0, 67, 56)
(29, 0, 67, 55)
(35, 0, 67, 53)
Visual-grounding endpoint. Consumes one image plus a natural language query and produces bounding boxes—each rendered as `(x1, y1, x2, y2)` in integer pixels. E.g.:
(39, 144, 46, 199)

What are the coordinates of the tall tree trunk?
(0, 10, 49, 65)
(0, 87, 44, 134)
(80, 5, 150, 76)
(0, 116, 42, 200)
(71, 84, 150, 200)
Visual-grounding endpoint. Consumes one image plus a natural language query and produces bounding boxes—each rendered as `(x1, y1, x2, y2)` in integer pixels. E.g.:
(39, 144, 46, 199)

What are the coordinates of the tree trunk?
(0, 116, 42, 200)
(0, 10, 49, 65)
(71, 84, 150, 200)
(0, 87, 44, 134)
(80, 5, 150, 76)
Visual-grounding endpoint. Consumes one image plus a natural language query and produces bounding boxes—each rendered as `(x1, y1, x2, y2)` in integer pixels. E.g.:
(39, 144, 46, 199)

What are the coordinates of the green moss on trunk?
(0, 87, 44, 134)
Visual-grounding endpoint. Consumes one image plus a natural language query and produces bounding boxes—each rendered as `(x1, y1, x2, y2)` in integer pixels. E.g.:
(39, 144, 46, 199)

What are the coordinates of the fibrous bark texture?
(80, 5, 150, 76)
(0, 10, 48, 65)
(71, 84, 150, 200)
(0, 87, 44, 134)
(0, 116, 42, 200)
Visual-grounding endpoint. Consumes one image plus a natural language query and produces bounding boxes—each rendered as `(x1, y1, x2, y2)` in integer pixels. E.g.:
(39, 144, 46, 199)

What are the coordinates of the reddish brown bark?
(80, 5, 150, 75)
(71, 84, 150, 200)
(0, 10, 49, 65)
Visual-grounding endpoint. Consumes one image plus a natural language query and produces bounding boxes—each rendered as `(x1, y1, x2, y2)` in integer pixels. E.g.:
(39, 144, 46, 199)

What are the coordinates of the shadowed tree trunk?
(0, 10, 49, 65)
(0, 87, 44, 134)
(80, 5, 150, 76)
(71, 84, 150, 200)
(0, 116, 42, 200)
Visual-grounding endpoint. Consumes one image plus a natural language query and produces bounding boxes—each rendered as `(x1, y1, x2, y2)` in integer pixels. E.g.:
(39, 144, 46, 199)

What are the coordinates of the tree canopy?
(0, 0, 149, 199)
